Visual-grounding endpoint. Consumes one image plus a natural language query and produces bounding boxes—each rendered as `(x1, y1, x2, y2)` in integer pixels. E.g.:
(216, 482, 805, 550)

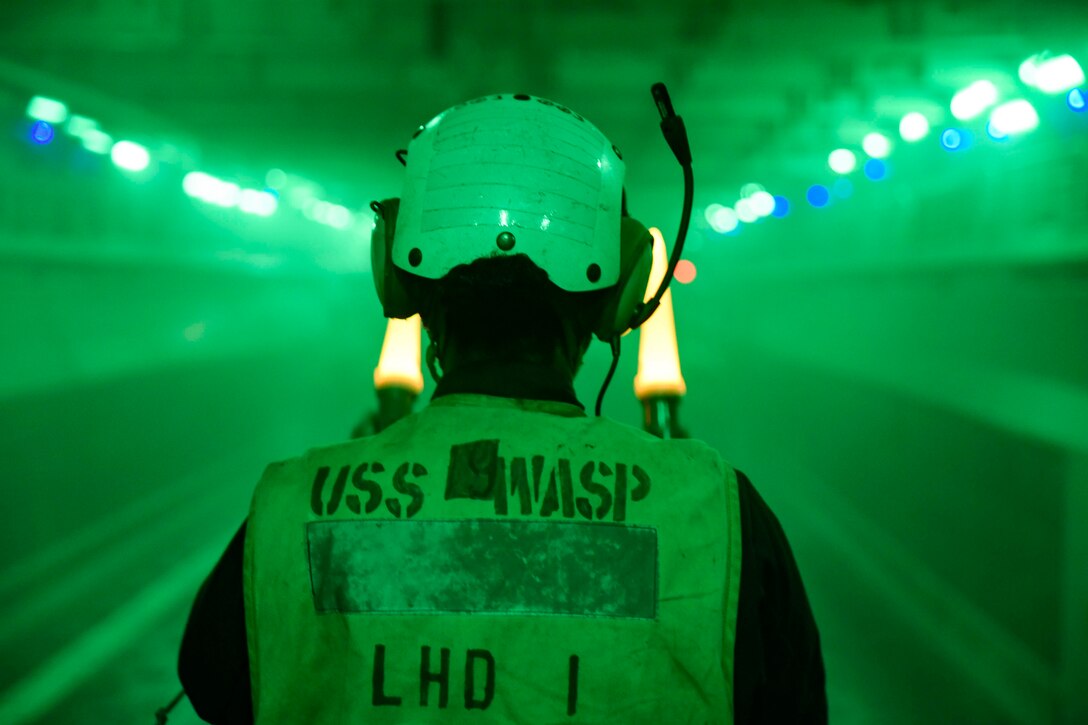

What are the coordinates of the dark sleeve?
(732, 470, 827, 724)
(178, 521, 254, 725)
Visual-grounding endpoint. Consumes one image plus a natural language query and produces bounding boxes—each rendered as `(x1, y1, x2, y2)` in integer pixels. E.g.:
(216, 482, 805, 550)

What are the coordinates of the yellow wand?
(352, 314, 424, 437)
(632, 227, 688, 439)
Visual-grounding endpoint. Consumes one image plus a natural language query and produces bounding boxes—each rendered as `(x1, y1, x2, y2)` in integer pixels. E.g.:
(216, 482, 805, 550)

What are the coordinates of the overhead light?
(1022, 54, 1084, 94)
(950, 80, 998, 120)
(26, 96, 68, 123)
(265, 168, 288, 189)
(899, 112, 930, 142)
(185, 172, 264, 211)
(81, 129, 113, 154)
(30, 121, 55, 145)
(183, 171, 216, 199)
(239, 189, 279, 217)
(709, 206, 738, 233)
(940, 128, 963, 150)
(110, 140, 150, 172)
(989, 100, 1039, 135)
(1069, 88, 1086, 112)
(704, 203, 724, 226)
(183, 322, 206, 342)
(1019, 56, 1040, 86)
(806, 185, 830, 208)
(985, 121, 1009, 141)
(325, 204, 353, 229)
(734, 198, 758, 223)
(311, 200, 332, 224)
(65, 115, 98, 138)
(862, 132, 891, 158)
(213, 181, 241, 207)
(828, 148, 857, 174)
(749, 191, 776, 217)
(863, 159, 887, 181)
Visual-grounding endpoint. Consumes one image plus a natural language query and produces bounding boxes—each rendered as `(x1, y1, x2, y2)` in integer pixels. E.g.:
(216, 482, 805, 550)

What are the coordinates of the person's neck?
(432, 355, 582, 408)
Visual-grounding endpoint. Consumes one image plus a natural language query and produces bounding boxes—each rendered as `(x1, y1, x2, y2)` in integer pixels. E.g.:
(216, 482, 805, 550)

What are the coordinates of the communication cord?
(595, 82, 694, 416)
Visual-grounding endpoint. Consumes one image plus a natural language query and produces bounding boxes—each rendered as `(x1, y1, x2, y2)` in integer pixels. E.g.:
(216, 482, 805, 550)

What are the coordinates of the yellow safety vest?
(244, 394, 742, 724)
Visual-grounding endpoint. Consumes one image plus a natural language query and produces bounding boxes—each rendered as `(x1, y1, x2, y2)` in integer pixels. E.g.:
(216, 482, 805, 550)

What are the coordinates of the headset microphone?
(593, 82, 693, 417)
(652, 82, 692, 164)
(628, 82, 694, 331)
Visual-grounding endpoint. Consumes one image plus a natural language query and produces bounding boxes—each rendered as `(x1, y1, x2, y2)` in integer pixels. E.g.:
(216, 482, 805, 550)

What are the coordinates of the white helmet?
(392, 93, 625, 293)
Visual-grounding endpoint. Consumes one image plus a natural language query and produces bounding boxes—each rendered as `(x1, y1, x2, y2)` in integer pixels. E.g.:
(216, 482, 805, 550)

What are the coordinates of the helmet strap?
(425, 339, 444, 384)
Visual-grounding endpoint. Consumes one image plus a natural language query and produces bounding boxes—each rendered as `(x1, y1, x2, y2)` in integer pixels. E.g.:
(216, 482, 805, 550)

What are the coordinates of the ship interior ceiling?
(0, 0, 1086, 722)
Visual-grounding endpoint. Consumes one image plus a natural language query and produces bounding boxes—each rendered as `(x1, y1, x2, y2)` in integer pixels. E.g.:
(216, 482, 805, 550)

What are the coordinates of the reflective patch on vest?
(307, 519, 657, 619)
(445, 440, 500, 501)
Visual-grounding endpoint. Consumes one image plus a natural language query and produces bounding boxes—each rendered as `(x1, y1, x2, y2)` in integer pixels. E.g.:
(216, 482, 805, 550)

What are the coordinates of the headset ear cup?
(593, 217, 654, 341)
(370, 199, 393, 308)
(370, 198, 421, 319)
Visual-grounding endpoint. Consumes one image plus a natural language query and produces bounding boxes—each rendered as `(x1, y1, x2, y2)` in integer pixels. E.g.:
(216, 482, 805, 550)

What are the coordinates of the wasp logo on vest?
(446, 439, 651, 522)
(308, 440, 652, 522)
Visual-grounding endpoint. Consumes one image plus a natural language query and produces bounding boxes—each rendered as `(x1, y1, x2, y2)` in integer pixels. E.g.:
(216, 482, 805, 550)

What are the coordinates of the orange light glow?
(674, 259, 697, 284)
(633, 227, 687, 399)
(373, 314, 425, 394)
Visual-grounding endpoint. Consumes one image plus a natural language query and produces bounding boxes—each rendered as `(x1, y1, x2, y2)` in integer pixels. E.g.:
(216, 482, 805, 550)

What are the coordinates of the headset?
(370, 83, 693, 416)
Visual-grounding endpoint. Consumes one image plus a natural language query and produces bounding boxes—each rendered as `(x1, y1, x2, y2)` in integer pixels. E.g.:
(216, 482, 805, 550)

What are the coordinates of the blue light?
(30, 120, 54, 144)
(806, 185, 830, 208)
(771, 195, 790, 218)
(863, 159, 886, 181)
(985, 121, 1008, 141)
(941, 128, 962, 150)
(1069, 88, 1086, 112)
(832, 178, 853, 199)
